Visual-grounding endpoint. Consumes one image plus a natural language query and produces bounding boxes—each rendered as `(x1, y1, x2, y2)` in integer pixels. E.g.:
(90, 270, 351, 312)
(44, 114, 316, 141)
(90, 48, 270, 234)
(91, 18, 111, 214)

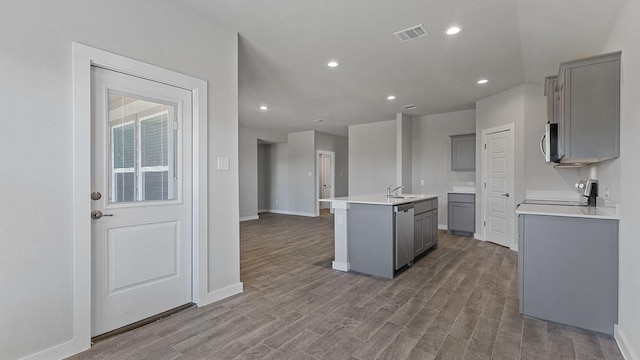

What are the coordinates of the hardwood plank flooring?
(67, 211, 624, 360)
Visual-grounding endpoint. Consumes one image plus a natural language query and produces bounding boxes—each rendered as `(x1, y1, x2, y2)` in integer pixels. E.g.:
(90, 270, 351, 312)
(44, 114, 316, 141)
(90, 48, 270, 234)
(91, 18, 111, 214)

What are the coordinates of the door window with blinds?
(109, 90, 177, 203)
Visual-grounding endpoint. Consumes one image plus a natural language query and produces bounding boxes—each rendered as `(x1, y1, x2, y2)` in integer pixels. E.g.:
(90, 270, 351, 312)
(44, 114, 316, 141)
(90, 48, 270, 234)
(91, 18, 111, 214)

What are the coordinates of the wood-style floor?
(68, 211, 624, 360)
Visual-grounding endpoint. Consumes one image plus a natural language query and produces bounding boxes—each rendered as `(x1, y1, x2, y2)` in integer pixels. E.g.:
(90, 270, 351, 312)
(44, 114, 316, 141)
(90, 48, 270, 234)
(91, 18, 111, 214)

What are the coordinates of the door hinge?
(484, 220, 486, 227)
(173, 118, 179, 130)
(484, 182, 486, 188)
(484, 143, 487, 149)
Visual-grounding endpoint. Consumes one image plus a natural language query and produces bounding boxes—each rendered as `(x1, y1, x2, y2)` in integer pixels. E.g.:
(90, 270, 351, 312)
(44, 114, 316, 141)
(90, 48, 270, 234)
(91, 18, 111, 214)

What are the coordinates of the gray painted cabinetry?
(347, 198, 438, 279)
(518, 214, 618, 334)
(447, 193, 475, 236)
(553, 51, 621, 164)
(450, 134, 476, 171)
(414, 199, 438, 257)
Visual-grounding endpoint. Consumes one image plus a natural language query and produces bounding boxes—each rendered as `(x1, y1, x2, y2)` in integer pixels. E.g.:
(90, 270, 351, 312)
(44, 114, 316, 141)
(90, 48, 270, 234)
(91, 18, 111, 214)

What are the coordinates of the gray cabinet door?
(447, 193, 475, 235)
(414, 215, 425, 256)
(451, 134, 476, 171)
(555, 51, 620, 163)
(518, 214, 618, 334)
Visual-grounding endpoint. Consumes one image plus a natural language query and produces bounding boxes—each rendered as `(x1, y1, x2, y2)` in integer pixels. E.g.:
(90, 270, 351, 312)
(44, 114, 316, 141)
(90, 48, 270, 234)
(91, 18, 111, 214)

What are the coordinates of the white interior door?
(483, 128, 514, 248)
(321, 154, 332, 209)
(91, 66, 193, 336)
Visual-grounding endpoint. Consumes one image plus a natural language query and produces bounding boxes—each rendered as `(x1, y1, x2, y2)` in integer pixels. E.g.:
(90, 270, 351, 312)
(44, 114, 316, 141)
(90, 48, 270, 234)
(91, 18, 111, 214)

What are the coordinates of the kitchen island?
(320, 193, 439, 278)
(516, 202, 619, 334)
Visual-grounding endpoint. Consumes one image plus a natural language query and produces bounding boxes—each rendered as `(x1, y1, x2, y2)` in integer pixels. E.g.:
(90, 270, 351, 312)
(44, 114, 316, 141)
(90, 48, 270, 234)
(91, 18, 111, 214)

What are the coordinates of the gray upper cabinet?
(450, 134, 476, 171)
(555, 51, 621, 164)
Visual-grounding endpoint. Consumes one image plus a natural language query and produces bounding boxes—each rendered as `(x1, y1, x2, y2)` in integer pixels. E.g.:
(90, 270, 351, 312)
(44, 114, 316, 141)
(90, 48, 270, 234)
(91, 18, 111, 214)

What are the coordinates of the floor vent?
(394, 25, 429, 43)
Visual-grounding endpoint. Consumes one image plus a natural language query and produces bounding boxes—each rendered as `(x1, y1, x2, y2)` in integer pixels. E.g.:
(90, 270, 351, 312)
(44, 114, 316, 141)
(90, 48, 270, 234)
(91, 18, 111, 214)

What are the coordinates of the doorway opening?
(316, 150, 335, 216)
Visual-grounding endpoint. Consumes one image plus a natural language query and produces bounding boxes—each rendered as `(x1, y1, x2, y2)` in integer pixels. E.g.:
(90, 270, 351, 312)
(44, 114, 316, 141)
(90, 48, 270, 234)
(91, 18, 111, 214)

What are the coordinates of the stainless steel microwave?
(541, 123, 560, 163)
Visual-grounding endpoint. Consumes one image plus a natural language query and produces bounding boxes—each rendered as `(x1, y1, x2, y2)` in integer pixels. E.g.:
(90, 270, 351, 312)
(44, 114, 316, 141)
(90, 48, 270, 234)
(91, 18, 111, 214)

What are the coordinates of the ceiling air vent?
(394, 25, 429, 43)
(403, 104, 417, 110)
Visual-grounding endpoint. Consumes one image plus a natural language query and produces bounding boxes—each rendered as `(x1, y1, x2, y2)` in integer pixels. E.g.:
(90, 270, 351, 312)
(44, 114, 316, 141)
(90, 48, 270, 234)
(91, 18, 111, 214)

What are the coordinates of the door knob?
(501, 193, 510, 198)
(91, 210, 114, 219)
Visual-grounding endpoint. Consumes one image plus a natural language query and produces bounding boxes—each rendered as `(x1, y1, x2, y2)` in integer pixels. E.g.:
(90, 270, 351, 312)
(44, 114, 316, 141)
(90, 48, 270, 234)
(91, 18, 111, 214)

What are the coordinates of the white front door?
(91, 67, 193, 336)
(483, 127, 514, 248)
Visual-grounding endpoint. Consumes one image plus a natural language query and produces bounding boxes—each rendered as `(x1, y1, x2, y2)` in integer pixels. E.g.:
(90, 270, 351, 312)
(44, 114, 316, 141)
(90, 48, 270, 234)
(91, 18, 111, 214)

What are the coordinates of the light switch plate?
(217, 157, 230, 171)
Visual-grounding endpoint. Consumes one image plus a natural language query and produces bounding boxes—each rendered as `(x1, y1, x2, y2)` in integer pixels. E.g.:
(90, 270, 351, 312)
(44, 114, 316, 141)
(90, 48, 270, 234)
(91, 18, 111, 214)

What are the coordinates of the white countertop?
(447, 186, 476, 194)
(516, 203, 619, 220)
(320, 193, 439, 206)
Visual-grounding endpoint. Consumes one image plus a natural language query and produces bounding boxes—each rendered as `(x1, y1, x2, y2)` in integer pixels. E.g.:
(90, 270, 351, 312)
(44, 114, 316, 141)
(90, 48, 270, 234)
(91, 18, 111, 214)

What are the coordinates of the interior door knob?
(91, 210, 114, 219)
(501, 193, 510, 198)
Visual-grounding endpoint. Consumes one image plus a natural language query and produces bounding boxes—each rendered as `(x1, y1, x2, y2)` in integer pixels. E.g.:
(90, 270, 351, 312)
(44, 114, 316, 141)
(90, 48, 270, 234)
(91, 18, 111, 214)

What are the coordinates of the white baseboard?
(332, 261, 349, 272)
(474, 232, 484, 240)
(239, 215, 259, 222)
(258, 209, 268, 214)
(197, 282, 243, 307)
(18, 338, 89, 360)
(438, 224, 447, 230)
(264, 209, 317, 217)
(615, 325, 638, 360)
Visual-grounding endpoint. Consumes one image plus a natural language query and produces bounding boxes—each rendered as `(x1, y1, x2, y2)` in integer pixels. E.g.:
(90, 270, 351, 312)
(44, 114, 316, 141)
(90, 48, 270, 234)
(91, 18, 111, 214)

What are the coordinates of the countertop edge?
(320, 193, 439, 206)
(516, 203, 620, 220)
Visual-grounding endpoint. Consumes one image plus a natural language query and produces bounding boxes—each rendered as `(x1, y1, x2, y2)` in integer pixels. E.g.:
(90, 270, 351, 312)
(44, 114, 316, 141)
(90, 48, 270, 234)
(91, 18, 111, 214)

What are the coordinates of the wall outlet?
(420, 179, 425, 186)
(308, 172, 312, 177)
(336, 215, 343, 224)
(605, 187, 610, 198)
(275, 200, 279, 205)
(217, 157, 230, 171)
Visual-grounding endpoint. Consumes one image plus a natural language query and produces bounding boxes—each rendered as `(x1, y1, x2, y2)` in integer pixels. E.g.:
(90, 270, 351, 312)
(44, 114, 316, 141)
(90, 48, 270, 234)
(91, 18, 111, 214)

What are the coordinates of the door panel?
(484, 129, 514, 248)
(91, 66, 192, 336)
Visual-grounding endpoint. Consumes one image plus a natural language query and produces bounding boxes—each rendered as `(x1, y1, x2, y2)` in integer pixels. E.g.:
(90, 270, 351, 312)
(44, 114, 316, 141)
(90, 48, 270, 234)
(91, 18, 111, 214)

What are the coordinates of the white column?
(331, 201, 350, 271)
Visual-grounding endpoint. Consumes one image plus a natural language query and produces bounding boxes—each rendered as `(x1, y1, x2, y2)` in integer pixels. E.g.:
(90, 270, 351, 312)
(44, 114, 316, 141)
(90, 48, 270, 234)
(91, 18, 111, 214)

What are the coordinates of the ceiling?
(178, 0, 625, 137)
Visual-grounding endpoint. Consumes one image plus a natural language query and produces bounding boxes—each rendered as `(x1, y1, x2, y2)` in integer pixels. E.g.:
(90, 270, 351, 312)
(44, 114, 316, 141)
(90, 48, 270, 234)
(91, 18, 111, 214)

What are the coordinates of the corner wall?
(0, 1, 239, 359)
(349, 120, 397, 195)
(599, 0, 640, 357)
(411, 109, 476, 227)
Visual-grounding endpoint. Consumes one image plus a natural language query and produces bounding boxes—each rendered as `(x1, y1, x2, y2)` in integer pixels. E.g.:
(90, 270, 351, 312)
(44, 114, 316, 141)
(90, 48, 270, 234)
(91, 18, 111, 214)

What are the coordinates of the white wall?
(475, 84, 582, 247)
(349, 120, 397, 195)
(239, 126, 258, 220)
(522, 84, 583, 192)
(398, 113, 413, 193)
(258, 143, 269, 211)
(412, 109, 476, 227)
(315, 132, 349, 197)
(0, 2, 239, 359)
(599, 0, 640, 357)
(238, 126, 287, 220)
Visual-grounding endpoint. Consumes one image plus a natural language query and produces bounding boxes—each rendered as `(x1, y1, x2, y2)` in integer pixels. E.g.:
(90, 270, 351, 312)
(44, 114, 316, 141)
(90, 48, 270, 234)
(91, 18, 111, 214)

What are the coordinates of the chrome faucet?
(386, 185, 403, 197)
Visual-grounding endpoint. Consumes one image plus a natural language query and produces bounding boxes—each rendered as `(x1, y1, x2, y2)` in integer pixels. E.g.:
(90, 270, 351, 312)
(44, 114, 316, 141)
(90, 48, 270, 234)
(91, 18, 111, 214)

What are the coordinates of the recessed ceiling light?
(445, 26, 462, 35)
(259, 105, 269, 110)
(387, 95, 396, 100)
(477, 79, 489, 85)
(327, 60, 339, 68)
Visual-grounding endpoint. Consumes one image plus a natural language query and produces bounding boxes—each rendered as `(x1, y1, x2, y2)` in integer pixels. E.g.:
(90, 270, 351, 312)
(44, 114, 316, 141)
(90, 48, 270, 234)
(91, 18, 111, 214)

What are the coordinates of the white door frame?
(66, 43, 208, 358)
(481, 123, 516, 249)
(315, 150, 335, 216)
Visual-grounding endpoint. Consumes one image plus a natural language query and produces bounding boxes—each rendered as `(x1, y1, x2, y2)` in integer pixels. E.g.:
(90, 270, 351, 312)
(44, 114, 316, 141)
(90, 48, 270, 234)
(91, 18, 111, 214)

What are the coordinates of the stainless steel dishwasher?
(394, 204, 415, 270)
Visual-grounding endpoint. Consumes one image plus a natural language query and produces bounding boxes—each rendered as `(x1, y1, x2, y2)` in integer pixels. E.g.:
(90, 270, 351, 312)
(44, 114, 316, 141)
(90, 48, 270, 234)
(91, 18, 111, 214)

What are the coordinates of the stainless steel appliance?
(394, 204, 414, 270)
(540, 123, 560, 163)
(576, 179, 598, 206)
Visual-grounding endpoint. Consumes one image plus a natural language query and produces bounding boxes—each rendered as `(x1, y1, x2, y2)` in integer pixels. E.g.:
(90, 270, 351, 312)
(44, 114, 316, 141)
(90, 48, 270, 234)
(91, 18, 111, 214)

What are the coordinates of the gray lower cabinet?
(447, 193, 475, 236)
(414, 199, 438, 257)
(348, 203, 395, 278)
(518, 214, 618, 335)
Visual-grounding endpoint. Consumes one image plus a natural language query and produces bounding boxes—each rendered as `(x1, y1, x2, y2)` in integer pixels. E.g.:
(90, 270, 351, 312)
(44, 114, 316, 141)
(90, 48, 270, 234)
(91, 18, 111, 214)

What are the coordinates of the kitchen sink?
(387, 195, 419, 199)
